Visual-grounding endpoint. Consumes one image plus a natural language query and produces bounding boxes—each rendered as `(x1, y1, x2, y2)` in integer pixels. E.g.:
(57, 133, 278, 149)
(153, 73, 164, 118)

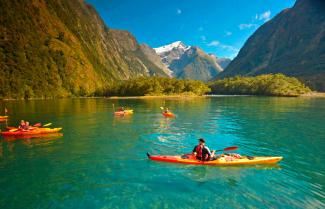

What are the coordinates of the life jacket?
(195, 145, 209, 161)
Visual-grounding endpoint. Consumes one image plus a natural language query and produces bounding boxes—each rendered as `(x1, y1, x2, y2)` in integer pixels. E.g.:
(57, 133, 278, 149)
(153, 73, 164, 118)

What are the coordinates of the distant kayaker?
(25, 121, 31, 130)
(118, 107, 125, 112)
(192, 138, 216, 161)
(163, 107, 170, 113)
(18, 120, 26, 130)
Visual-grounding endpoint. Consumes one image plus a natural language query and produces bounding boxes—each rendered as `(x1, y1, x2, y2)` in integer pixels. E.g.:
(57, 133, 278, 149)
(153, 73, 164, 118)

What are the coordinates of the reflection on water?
(0, 97, 324, 209)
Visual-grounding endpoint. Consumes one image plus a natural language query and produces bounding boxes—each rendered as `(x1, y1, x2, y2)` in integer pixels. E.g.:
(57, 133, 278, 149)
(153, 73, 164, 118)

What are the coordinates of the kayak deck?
(147, 153, 283, 166)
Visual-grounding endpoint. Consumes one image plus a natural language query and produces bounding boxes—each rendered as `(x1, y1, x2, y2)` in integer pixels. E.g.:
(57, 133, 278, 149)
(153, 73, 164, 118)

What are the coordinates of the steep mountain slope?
(216, 57, 232, 69)
(154, 41, 223, 81)
(221, 0, 325, 91)
(0, 0, 169, 98)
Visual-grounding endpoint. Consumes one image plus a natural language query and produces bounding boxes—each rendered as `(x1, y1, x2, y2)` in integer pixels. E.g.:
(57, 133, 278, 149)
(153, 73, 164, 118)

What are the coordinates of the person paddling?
(192, 138, 216, 161)
(163, 107, 170, 114)
(18, 120, 26, 130)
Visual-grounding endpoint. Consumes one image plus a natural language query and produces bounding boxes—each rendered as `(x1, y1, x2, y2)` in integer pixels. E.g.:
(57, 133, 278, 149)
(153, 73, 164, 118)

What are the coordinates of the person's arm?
(205, 146, 213, 157)
(192, 146, 197, 155)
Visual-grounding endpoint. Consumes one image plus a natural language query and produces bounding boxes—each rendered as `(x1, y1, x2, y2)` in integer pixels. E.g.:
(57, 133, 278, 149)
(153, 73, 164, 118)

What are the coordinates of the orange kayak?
(162, 112, 175, 118)
(1, 127, 62, 136)
(147, 153, 283, 166)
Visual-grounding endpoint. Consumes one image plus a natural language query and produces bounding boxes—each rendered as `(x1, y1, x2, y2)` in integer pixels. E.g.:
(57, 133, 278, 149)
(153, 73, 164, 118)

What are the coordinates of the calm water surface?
(0, 97, 324, 209)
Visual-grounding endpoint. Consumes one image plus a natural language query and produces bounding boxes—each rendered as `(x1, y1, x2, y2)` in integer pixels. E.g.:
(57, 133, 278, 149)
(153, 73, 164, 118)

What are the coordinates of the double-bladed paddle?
(213, 146, 238, 152)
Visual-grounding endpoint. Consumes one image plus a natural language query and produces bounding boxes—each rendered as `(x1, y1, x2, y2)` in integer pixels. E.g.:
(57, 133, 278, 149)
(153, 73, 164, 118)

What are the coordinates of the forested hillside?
(0, 0, 169, 99)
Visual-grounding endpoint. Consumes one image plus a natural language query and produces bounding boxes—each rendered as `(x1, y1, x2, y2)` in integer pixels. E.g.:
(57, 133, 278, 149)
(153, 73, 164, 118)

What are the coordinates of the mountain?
(216, 57, 232, 69)
(0, 0, 169, 98)
(154, 41, 223, 81)
(221, 0, 325, 91)
(154, 41, 190, 66)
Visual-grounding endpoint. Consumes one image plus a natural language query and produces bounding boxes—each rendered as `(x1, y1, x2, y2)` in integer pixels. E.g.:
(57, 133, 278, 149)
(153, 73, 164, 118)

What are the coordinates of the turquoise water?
(0, 97, 324, 209)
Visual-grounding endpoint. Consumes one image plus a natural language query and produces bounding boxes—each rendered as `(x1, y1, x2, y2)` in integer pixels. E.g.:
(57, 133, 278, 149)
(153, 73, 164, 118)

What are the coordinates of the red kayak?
(162, 112, 175, 118)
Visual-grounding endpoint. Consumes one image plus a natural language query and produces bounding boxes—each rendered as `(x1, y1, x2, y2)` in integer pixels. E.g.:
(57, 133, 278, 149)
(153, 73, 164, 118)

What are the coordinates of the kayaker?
(164, 107, 170, 113)
(192, 138, 216, 161)
(24, 121, 31, 130)
(118, 107, 125, 112)
(18, 120, 26, 130)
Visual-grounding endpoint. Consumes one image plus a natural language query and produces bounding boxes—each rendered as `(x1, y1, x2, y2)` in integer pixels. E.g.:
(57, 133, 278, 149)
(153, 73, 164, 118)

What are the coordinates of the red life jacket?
(195, 145, 209, 161)
(195, 145, 203, 158)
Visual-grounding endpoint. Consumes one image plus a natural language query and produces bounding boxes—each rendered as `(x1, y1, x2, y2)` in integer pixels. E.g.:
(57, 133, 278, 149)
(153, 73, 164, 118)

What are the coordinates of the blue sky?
(87, 0, 296, 58)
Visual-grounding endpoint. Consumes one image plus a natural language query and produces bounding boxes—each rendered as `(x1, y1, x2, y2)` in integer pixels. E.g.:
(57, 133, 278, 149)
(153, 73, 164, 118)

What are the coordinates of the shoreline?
(1, 92, 325, 101)
(299, 92, 325, 98)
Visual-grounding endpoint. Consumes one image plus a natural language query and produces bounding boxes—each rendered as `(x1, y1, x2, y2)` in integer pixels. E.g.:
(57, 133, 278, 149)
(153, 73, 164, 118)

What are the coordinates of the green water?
(0, 97, 324, 209)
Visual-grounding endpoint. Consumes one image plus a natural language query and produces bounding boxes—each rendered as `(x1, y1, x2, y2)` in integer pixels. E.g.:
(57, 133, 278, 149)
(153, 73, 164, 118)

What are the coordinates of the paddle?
(33, 123, 42, 127)
(43, 123, 52, 127)
(213, 146, 238, 152)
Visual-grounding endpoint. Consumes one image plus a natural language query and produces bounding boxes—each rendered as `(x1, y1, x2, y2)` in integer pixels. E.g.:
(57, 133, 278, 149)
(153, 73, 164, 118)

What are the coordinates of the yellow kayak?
(124, 109, 134, 114)
(0, 116, 8, 120)
(114, 109, 134, 116)
(1, 127, 62, 136)
(147, 153, 283, 166)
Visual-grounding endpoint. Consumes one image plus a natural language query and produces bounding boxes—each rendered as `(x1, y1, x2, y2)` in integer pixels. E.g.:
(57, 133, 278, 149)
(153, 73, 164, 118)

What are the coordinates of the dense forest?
(107, 77, 211, 96)
(209, 74, 311, 96)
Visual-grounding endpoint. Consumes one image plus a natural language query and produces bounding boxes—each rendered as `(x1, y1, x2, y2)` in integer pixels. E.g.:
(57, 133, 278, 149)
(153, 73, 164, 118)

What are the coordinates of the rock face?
(221, 0, 325, 91)
(154, 41, 223, 81)
(0, 0, 169, 98)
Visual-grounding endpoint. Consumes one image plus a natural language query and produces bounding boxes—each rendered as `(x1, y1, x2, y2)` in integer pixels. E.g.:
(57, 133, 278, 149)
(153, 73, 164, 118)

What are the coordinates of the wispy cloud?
(176, 9, 182, 14)
(224, 31, 232, 36)
(207, 40, 220, 47)
(258, 10, 271, 22)
(238, 23, 257, 30)
(207, 40, 239, 53)
(200, 35, 206, 41)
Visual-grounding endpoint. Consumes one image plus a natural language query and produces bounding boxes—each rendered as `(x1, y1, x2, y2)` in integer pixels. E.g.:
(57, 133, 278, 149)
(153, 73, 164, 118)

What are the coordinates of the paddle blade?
(224, 146, 238, 151)
(33, 123, 41, 127)
(160, 107, 164, 110)
(43, 123, 52, 127)
(9, 128, 18, 132)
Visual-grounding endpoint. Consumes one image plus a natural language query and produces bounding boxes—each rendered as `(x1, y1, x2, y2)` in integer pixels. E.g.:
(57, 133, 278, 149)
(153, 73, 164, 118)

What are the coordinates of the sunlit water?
(0, 97, 324, 209)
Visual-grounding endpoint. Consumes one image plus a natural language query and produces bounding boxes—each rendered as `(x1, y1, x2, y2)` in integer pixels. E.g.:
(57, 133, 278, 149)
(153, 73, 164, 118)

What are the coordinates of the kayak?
(3, 132, 63, 140)
(0, 116, 8, 120)
(147, 153, 283, 166)
(162, 112, 175, 118)
(114, 109, 134, 116)
(1, 127, 62, 136)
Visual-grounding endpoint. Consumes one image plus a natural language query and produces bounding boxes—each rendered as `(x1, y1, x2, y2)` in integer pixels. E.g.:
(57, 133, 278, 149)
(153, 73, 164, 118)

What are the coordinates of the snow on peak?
(154, 41, 190, 54)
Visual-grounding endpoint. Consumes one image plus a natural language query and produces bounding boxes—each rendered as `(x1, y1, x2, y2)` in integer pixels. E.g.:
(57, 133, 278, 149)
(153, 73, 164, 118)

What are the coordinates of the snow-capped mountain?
(154, 41, 226, 81)
(154, 41, 190, 66)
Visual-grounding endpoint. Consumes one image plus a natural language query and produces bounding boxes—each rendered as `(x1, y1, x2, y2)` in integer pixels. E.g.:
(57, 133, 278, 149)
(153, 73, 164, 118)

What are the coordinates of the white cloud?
(200, 35, 206, 41)
(177, 9, 182, 14)
(224, 31, 232, 36)
(207, 40, 239, 53)
(258, 10, 271, 22)
(238, 23, 257, 30)
(207, 40, 220, 47)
